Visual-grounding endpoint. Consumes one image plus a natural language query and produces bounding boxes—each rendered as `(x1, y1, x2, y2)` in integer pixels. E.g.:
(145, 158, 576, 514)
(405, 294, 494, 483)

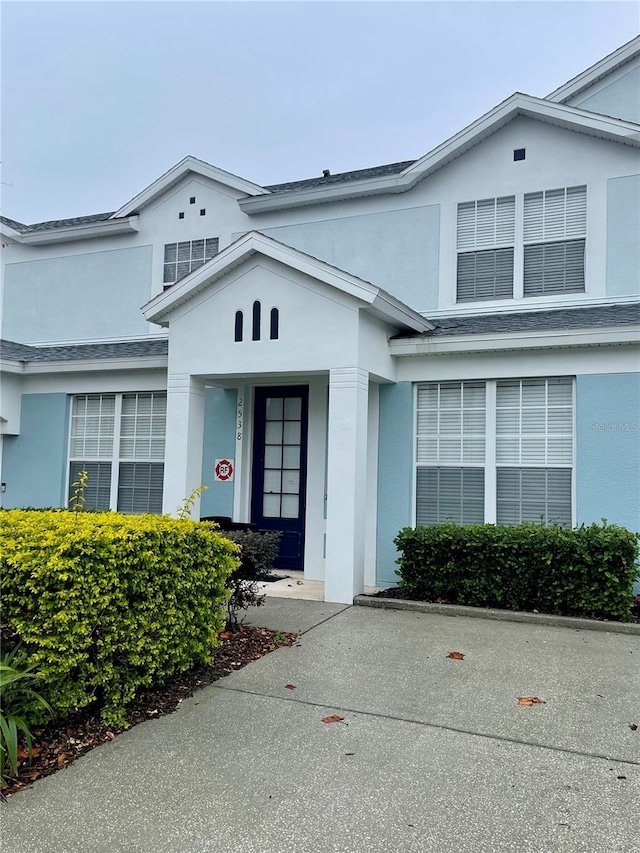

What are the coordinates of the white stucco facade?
(2, 37, 639, 601)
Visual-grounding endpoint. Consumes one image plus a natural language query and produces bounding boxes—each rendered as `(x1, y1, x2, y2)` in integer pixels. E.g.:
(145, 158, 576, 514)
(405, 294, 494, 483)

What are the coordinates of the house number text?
(236, 396, 244, 442)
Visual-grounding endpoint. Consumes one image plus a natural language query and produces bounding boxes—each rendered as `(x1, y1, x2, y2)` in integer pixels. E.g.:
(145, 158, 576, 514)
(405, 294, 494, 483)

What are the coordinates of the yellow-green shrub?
(0, 510, 239, 727)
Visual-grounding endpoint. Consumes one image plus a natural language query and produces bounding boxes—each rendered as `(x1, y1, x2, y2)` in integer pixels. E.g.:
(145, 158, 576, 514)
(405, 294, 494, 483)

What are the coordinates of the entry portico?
(142, 232, 431, 603)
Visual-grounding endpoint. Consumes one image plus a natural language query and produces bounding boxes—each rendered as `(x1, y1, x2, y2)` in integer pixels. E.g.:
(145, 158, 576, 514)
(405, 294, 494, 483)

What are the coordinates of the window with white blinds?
(457, 197, 515, 301)
(163, 238, 219, 285)
(416, 378, 573, 527)
(523, 186, 586, 296)
(68, 393, 166, 513)
(456, 185, 587, 302)
(416, 382, 486, 524)
(495, 378, 573, 526)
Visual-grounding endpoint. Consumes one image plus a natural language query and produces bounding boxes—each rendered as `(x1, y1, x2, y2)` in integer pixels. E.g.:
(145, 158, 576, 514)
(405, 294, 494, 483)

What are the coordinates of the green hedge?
(394, 522, 639, 622)
(0, 510, 239, 727)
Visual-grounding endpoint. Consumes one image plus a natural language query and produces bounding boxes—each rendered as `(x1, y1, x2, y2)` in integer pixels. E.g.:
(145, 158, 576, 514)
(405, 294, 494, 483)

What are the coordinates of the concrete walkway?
(2, 600, 639, 852)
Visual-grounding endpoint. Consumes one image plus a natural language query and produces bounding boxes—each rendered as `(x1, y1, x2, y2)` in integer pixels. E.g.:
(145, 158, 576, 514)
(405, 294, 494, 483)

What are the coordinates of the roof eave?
(0, 223, 24, 241)
(21, 355, 168, 374)
(19, 217, 140, 246)
(389, 325, 640, 356)
(239, 175, 407, 214)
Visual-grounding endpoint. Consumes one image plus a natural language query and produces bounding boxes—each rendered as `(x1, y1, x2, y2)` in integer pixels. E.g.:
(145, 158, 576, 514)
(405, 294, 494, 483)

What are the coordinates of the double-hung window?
(68, 392, 166, 513)
(456, 197, 515, 301)
(456, 185, 586, 302)
(163, 238, 219, 285)
(416, 378, 573, 527)
(523, 186, 586, 296)
(416, 382, 486, 524)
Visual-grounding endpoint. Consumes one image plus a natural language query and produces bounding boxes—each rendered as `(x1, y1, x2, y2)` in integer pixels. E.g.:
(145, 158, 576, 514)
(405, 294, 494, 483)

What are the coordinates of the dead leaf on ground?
(447, 651, 465, 660)
(321, 714, 344, 724)
(517, 696, 546, 706)
(284, 684, 296, 690)
(17, 746, 42, 760)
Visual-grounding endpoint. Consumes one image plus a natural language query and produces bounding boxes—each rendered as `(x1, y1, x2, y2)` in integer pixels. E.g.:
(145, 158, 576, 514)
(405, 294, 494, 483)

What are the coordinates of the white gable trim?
(1, 222, 23, 241)
(111, 156, 269, 219)
(142, 231, 434, 333)
(546, 35, 640, 103)
(239, 94, 640, 214)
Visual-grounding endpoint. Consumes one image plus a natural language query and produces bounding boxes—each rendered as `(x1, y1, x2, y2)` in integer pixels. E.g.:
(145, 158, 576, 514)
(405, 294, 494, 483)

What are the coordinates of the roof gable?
(546, 35, 640, 104)
(111, 156, 269, 219)
(142, 231, 433, 333)
(239, 94, 640, 214)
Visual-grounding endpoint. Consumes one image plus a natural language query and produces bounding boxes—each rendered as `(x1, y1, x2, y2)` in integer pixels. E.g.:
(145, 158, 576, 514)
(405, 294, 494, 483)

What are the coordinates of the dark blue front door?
(251, 386, 309, 570)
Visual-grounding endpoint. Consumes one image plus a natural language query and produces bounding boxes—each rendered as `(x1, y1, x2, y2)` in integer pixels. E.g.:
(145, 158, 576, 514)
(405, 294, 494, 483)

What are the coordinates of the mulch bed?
(367, 589, 640, 624)
(1, 626, 298, 799)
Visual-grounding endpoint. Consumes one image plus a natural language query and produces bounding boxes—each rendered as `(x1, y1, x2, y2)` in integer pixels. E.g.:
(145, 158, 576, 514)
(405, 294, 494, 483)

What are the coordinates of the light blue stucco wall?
(576, 374, 640, 588)
(1, 394, 69, 508)
(237, 205, 440, 312)
(607, 175, 640, 297)
(376, 382, 414, 586)
(200, 388, 237, 518)
(2, 245, 153, 343)
(574, 66, 640, 124)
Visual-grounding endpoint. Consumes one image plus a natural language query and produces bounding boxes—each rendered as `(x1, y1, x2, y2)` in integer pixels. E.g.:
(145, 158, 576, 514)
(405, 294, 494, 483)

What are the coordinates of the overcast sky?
(1, 1, 638, 223)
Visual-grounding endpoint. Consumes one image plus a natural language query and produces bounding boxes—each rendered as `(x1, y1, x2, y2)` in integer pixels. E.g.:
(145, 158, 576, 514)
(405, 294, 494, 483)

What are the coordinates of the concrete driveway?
(2, 600, 639, 852)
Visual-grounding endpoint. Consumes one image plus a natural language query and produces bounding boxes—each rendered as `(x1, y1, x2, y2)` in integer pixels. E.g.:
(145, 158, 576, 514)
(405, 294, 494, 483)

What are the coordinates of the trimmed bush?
(0, 510, 239, 727)
(394, 522, 639, 622)
(214, 529, 281, 629)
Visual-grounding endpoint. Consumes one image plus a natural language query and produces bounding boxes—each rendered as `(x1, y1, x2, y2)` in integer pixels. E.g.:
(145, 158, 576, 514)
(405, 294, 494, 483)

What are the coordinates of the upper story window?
(456, 196, 515, 301)
(163, 238, 219, 285)
(456, 186, 586, 303)
(523, 186, 586, 296)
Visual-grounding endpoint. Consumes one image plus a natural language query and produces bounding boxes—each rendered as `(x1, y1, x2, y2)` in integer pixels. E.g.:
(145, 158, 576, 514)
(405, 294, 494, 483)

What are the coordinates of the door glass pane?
(281, 495, 299, 518)
(282, 446, 300, 469)
(266, 398, 283, 420)
(263, 469, 282, 493)
(265, 421, 283, 443)
(263, 494, 281, 517)
(284, 397, 301, 420)
(264, 446, 283, 468)
(283, 421, 301, 444)
(282, 470, 300, 494)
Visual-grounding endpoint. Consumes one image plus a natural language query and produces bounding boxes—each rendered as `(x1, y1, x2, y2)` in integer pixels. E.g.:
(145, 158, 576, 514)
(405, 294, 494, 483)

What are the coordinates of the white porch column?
(325, 367, 369, 603)
(163, 374, 206, 517)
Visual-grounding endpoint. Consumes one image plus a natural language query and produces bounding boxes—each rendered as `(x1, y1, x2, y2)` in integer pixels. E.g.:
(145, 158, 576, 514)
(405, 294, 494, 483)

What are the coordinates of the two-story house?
(2, 37, 639, 602)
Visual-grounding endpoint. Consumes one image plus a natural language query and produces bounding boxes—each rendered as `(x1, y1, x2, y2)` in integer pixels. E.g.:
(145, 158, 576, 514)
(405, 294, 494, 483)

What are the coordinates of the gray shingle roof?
(2, 161, 417, 232)
(0, 338, 168, 363)
(0, 216, 28, 232)
(402, 303, 640, 339)
(1, 212, 116, 234)
(264, 161, 415, 194)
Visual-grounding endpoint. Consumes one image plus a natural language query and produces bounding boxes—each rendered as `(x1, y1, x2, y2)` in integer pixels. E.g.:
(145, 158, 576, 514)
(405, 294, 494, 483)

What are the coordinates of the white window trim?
(66, 391, 166, 513)
(163, 237, 219, 285)
(454, 185, 588, 307)
(414, 377, 575, 527)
